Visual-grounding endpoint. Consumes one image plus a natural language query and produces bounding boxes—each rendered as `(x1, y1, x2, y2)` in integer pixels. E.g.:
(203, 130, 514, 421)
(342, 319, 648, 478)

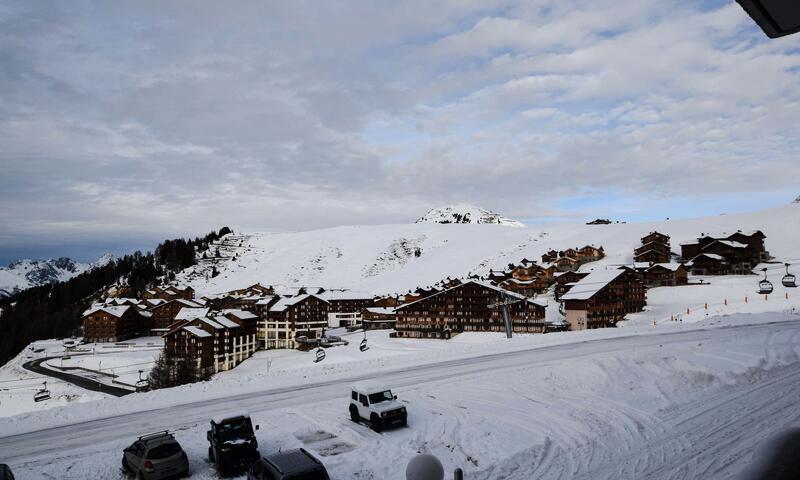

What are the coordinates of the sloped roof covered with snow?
(211, 316, 240, 328)
(364, 307, 396, 315)
(222, 309, 258, 320)
(81, 305, 131, 318)
(320, 290, 374, 301)
(397, 280, 544, 310)
(183, 325, 212, 338)
(193, 317, 224, 330)
(175, 307, 210, 321)
(647, 263, 685, 272)
(561, 269, 626, 301)
(269, 294, 329, 312)
(692, 253, 725, 261)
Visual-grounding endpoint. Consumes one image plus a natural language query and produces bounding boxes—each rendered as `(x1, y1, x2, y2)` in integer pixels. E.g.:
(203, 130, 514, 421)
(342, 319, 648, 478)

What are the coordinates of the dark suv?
(121, 431, 189, 479)
(247, 449, 330, 480)
(207, 415, 261, 476)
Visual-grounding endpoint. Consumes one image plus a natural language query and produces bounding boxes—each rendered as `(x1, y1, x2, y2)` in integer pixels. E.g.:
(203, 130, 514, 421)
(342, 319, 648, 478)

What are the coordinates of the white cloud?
(1, 0, 799, 259)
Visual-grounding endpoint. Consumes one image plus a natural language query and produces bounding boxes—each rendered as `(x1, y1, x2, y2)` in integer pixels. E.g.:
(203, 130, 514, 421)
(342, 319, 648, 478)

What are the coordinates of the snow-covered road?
(2, 317, 799, 479)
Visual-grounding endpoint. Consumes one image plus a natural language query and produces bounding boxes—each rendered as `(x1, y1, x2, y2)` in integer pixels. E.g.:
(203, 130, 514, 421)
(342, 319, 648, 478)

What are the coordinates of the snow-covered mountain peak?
(0, 253, 115, 298)
(416, 204, 525, 227)
(91, 253, 117, 268)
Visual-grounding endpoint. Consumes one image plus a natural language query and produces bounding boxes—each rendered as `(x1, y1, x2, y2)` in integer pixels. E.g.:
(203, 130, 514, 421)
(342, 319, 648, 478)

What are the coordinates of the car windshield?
(146, 442, 182, 460)
(217, 421, 252, 441)
(368, 390, 393, 404)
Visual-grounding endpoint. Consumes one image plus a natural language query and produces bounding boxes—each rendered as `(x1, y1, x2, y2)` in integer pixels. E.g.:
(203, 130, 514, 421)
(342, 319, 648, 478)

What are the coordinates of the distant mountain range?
(0, 254, 115, 298)
(416, 204, 525, 227)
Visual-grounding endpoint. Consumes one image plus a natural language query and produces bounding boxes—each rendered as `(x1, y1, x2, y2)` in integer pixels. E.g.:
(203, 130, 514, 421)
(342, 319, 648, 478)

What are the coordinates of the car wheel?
(121, 457, 130, 473)
(370, 414, 382, 433)
(208, 446, 214, 463)
(349, 406, 360, 422)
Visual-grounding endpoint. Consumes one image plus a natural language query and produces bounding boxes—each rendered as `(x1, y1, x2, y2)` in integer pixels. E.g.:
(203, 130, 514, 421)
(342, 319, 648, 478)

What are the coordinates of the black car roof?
(263, 448, 322, 475)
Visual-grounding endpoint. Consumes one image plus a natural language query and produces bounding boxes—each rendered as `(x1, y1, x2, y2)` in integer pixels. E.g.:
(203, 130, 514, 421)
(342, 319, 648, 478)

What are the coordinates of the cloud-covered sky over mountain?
(1, 0, 799, 262)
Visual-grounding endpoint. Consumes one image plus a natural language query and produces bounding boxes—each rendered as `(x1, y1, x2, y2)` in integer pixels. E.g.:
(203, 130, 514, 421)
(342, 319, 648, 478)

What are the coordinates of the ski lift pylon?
(34, 381, 51, 402)
(757, 267, 774, 295)
(782, 263, 797, 288)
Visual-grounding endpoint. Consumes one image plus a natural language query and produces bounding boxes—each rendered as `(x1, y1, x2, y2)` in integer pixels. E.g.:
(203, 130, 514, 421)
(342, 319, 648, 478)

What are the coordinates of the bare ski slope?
(1, 314, 799, 479)
(179, 203, 800, 296)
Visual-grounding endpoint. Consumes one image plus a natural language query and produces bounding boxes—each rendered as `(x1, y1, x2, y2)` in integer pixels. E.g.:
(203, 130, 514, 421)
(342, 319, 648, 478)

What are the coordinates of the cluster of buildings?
(79, 229, 770, 379)
(680, 230, 769, 275)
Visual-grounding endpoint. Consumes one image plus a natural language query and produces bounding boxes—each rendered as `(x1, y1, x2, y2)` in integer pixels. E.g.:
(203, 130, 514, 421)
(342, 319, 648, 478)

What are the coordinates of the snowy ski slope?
(178, 203, 800, 296)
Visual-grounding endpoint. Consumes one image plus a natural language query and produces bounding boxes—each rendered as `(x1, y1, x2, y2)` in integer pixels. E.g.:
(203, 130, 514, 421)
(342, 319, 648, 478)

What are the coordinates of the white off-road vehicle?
(349, 383, 407, 432)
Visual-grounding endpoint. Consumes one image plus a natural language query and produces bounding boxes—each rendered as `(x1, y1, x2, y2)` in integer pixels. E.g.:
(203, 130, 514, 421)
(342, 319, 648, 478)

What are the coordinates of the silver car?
(122, 431, 189, 480)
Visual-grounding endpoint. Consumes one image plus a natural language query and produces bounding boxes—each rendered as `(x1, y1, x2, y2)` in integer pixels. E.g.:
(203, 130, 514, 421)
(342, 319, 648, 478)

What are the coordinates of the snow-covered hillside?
(178, 203, 800, 296)
(416, 204, 525, 227)
(0, 254, 115, 298)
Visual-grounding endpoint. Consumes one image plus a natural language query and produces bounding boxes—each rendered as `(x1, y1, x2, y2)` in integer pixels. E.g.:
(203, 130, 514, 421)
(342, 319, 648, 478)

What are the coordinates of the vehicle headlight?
(381, 412, 387, 418)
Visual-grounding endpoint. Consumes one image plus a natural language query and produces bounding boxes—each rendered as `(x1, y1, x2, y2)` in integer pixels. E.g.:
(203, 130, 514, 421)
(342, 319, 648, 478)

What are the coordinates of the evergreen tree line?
(0, 227, 232, 365)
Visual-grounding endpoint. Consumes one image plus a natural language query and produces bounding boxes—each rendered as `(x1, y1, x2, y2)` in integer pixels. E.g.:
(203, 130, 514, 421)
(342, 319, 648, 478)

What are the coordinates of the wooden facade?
(554, 271, 589, 300)
(83, 306, 153, 342)
(688, 253, 730, 275)
(142, 286, 195, 301)
(562, 270, 646, 330)
(395, 281, 546, 339)
(681, 231, 768, 275)
(148, 299, 204, 330)
(163, 325, 215, 375)
(263, 294, 331, 349)
(643, 264, 689, 287)
(361, 307, 397, 330)
(634, 231, 671, 264)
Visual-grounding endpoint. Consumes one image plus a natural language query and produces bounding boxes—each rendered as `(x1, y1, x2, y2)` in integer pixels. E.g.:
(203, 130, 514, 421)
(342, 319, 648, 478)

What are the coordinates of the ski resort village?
(2, 202, 800, 479)
(3, 2, 800, 478)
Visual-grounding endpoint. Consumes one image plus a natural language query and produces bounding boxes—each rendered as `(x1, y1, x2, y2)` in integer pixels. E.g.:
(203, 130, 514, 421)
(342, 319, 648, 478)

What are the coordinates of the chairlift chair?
(782, 263, 797, 288)
(757, 268, 774, 295)
(359, 328, 370, 352)
(34, 381, 51, 402)
(313, 347, 326, 363)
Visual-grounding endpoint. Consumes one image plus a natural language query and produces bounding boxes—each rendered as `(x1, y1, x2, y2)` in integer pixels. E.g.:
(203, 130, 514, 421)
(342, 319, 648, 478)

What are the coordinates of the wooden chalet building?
(374, 295, 401, 308)
(142, 285, 195, 301)
(687, 253, 729, 275)
(554, 271, 590, 300)
(561, 269, 646, 330)
(644, 263, 688, 287)
(219, 309, 259, 364)
(322, 290, 376, 328)
(634, 231, 671, 264)
(263, 294, 330, 349)
(681, 231, 768, 275)
(163, 324, 215, 375)
(148, 299, 205, 331)
(361, 307, 397, 330)
(82, 305, 153, 342)
(576, 245, 605, 262)
(394, 281, 547, 339)
(542, 250, 559, 263)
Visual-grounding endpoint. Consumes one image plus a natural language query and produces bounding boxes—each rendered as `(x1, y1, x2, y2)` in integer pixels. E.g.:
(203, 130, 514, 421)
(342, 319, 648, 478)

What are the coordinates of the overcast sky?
(2, 0, 799, 264)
